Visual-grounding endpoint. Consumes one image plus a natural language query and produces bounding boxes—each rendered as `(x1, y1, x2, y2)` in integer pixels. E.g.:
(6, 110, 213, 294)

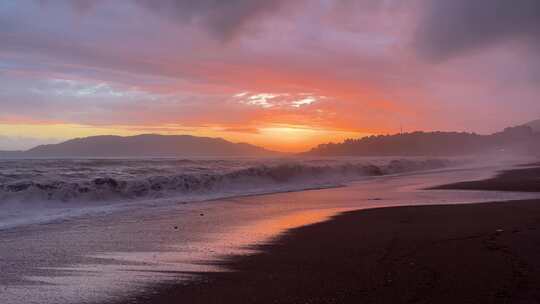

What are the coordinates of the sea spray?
(0, 158, 452, 204)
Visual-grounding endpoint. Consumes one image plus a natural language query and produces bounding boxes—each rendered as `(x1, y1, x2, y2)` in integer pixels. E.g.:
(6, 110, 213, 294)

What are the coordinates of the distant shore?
(112, 163, 540, 303)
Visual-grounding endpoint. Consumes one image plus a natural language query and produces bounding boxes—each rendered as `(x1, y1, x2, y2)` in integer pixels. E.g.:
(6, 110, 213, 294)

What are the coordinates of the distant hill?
(2, 134, 278, 158)
(525, 119, 540, 133)
(306, 125, 540, 156)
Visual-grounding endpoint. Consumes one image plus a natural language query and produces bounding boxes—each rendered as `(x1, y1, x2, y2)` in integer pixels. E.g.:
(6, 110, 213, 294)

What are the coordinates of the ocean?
(2, 157, 539, 304)
(0, 157, 451, 229)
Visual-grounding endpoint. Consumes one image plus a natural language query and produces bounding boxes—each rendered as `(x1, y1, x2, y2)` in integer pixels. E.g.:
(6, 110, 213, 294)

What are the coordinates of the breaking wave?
(0, 158, 452, 204)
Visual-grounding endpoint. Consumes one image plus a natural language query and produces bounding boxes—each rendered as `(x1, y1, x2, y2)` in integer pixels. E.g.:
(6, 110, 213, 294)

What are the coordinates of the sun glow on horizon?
(0, 122, 368, 153)
(0, 0, 539, 154)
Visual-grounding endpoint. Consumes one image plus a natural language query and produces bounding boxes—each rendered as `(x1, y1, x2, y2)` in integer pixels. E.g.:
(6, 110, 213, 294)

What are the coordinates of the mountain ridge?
(306, 125, 540, 156)
(525, 119, 540, 132)
(2, 120, 539, 158)
(2, 134, 278, 158)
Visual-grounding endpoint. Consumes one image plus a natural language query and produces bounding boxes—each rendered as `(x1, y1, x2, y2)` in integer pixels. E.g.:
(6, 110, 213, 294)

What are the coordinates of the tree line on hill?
(306, 125, 540, 156)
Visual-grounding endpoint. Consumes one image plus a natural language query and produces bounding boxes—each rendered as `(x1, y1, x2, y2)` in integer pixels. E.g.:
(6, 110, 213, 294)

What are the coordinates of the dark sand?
(116, 166, 540, 304)
(430, 166, 540, 192)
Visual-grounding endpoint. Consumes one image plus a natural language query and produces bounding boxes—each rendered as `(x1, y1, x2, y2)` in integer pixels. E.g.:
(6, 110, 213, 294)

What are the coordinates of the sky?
(1, 0, 539, 152)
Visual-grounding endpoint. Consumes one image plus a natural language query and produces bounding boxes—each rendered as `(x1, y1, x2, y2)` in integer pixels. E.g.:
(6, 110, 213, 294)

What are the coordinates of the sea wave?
(0, 158, 452, 204)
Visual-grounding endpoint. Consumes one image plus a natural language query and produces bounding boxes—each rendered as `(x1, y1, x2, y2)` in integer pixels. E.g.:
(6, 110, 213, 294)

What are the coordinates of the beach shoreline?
(110, 163, 540, 304)
(3, 161, 538, 304)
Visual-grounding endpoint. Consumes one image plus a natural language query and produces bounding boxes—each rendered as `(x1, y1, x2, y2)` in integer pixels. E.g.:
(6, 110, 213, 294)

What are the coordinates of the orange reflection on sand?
(240, 208, 350, 243)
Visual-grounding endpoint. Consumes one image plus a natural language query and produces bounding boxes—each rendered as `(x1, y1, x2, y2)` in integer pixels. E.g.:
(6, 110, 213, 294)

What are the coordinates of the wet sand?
(115, 164, 540, 304)
(3, 162, 539, 304)
(430, 165, 540, 192)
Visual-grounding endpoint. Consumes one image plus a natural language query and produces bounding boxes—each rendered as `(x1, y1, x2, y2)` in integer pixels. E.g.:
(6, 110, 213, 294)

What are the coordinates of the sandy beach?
(110, 163, 540, 304)
(2, 162, 540, 304)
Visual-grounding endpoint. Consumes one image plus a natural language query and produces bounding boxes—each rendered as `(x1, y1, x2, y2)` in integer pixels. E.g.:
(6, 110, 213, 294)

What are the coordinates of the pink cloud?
(0, 0, 539, 151)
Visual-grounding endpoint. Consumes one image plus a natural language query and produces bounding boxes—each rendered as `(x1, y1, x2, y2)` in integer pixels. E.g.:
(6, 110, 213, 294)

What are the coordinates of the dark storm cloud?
(36, 0, 100, 13)
(416, 0, 540, 61)
(34, 0, 289, 40)
(133, 0, 288, 40)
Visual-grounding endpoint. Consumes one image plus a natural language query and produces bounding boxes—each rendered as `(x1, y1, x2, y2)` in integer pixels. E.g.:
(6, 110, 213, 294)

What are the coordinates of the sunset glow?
(3, 2, 540, 303)
(1, 0, 539, 151)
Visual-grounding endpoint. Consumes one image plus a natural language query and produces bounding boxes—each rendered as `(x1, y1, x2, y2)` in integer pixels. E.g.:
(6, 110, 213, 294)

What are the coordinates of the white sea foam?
(0, 157, 453, 229)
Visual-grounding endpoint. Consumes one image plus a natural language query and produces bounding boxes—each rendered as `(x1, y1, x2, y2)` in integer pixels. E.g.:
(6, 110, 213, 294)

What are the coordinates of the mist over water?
(0, 157, 452, 229)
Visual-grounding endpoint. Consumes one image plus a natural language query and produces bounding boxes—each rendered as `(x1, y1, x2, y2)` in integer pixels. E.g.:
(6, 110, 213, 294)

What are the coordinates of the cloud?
(0, 135, 60, 151)
(132, 0, 289, 40)
(222, 127, 260, 134)
(1, 0, 539, 150)
(416, 0, 540, 61)
(38, 0, 101, 14)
